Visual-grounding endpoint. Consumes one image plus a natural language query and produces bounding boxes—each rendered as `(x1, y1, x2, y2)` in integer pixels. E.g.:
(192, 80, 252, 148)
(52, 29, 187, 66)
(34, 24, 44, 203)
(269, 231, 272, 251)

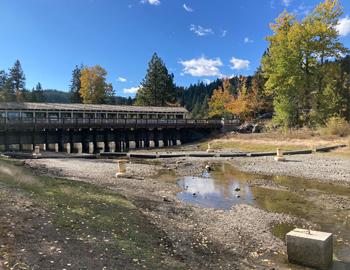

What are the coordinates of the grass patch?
(0, 158, 185, 269)
(199, 140, 303, 152)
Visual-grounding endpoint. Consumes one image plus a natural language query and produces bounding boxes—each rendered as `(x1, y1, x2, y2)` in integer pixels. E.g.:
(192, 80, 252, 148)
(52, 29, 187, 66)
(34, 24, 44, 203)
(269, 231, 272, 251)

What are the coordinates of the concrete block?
(73, 143, 82, 154)
(108, 142, 116, 153)
(176, 140, 182, 146)
(129, 141, 136, 149)
(286, 228, 333, 270)
(97, 142, 105, 153)
(88, 142, 94, 154)
(22, 144, 33, 151)
(149, 140, 155, 148)
(158, 140, 164, 148)
(64, 143, 71, 154)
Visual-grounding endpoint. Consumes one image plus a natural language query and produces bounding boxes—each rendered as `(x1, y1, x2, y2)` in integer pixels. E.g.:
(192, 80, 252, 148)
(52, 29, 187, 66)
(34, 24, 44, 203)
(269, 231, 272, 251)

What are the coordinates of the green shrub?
(321, 117, 350, 137)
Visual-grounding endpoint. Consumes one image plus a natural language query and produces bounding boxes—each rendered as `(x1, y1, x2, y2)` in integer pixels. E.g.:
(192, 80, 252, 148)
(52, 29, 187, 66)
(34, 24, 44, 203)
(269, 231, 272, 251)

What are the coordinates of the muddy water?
(177, 163, 350, 266)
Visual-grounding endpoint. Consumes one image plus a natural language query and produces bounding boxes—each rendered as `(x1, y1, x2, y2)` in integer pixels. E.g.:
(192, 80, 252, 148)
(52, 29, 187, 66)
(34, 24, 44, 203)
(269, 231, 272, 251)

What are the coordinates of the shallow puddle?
(177, 163, 350, 266)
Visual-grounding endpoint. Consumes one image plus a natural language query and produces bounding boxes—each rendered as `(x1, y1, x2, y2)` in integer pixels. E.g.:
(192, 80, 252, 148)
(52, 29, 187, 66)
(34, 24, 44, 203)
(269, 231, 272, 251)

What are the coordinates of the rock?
(163, 197, 171, 203)
(234, 187, 241, 192)
(238, 123, 254, 133)
(252, 124, 263, 133)
(257, 112, 273, 120)
(205, 165, 212, 171)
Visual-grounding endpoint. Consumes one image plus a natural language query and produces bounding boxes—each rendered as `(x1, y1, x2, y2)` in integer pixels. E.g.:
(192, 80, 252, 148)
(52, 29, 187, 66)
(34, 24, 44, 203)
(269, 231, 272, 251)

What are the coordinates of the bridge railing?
(0, 117, 238, 130)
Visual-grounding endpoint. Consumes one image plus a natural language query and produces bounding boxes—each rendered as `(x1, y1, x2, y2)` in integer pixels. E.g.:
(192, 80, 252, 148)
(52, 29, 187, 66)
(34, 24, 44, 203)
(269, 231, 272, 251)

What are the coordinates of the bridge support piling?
(103, 129, 110, 153)
(58, 129, 65, 152)
(91, 130, 96, 153)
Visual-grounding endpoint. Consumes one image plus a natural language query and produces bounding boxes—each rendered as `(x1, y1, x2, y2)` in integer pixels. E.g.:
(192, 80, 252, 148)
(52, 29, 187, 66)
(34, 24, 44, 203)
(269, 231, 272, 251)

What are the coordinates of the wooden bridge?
(0, 102, 238, 153)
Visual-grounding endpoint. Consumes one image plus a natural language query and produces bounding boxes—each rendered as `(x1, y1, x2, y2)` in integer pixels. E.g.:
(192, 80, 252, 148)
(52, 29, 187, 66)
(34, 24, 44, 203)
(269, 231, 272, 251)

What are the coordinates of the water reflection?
(177, 169, 254, 209)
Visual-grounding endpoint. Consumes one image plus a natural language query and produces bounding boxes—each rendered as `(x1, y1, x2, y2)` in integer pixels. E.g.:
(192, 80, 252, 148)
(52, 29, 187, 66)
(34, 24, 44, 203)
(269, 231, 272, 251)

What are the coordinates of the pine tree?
(69, 65, 83, 103)
(0, 70, 15, 102)
(8, 60, 26, 102)
(32, 82, 45, 102)
(135, 53, 176, 106)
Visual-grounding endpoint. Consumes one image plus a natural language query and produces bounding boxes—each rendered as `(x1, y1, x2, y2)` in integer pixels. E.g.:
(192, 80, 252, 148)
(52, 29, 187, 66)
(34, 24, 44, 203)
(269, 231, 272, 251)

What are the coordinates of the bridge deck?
(0, 118, 238, 131)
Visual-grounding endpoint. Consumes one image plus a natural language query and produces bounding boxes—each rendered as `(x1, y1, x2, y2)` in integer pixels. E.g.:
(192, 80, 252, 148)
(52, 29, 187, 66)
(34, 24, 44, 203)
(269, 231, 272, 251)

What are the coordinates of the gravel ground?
(23, 152, 350, 269)
(23, 156, 315, 269)
(229, 153, 350, 185)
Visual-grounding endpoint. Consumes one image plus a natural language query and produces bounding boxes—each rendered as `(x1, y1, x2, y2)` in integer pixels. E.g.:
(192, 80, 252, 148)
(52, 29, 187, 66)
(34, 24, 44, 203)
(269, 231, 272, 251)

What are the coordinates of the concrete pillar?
(64, 143, 71, 154)
(158, 140, 164, 148)
(116, 160, 127, 178)
(149, 140, 155, 148)
(39, 144, 46, 151)
(54, 143, 59, 153)
(109, 142, 116, 153)
(73, 143, 82, 154)
(176, 140, 181, 146)
(21, 144, 34, 151)
(129, 141, 136, 149)
(9, 144, 20, 151)
(88, 142, 94, 154)
(48, 143, 55, 152)
(97, 142, 105, 153)
(34, 145, 40, 155)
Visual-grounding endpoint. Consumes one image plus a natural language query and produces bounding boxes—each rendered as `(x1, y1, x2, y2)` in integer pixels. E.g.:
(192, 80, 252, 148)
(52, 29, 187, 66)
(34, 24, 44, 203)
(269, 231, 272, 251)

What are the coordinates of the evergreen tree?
(69, 65, 83, 103)
(32, 82, 45, 102)
(135, 53, 176, 106)
(0, 70, 15, 102)
(8, 60, 26, 102)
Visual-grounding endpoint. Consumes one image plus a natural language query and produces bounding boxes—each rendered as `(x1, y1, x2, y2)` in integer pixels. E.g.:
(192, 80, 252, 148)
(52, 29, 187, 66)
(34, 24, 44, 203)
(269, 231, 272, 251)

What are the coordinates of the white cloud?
(293, 3, 312, 16)
(244, 37, 253, 43)
(203, 79, 212, 85)
(179, 56, 223, 77)
(336, 16, 350, 37)
(117, 77, 127, 83)
(230, 57, 250, 70)
(123, 86, 140, 94)
(190, 24, 214, 36)
(141, 0, 160, 6)
(282, 0, 292, 7)
(221, 30, 228, 37)
(183, 3, 193, 12)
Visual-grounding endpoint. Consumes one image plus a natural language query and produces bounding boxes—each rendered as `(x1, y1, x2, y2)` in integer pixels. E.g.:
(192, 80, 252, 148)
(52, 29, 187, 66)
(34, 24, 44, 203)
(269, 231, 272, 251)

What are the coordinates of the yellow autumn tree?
(225, 77, 263, 120)
(80, 65, 113, 104)
(208, 78, 233, 119)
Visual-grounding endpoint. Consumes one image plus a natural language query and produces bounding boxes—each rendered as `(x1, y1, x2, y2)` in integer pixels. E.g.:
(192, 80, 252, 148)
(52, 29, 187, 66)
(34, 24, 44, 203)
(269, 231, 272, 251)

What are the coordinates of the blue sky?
(0, 0, 349, 97)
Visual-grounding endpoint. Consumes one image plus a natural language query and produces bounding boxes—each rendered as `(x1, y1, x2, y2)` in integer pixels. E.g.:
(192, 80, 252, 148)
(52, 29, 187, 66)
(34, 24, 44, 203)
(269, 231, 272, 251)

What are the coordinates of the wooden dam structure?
(0, 102, 236, 153)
